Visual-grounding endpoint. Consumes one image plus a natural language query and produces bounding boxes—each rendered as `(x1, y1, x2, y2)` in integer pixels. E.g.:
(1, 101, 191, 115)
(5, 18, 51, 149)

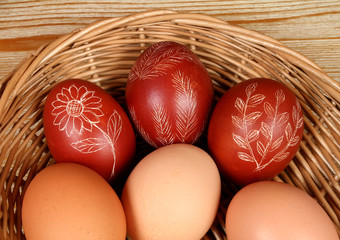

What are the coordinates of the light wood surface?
(0, 0, 339, 82)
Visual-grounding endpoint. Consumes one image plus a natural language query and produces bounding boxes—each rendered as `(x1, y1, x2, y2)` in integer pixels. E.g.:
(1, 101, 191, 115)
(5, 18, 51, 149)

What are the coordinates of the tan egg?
(225, 181, 338, 240)
(22, 163, 126, 240)
(121, 143, 221, 240)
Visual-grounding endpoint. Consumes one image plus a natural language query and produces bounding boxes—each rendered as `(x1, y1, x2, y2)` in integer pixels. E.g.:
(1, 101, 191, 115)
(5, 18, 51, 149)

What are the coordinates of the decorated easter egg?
(208, 78, 304, 186)
(43, 79, 136, 184)
(125, 41, 214, 148)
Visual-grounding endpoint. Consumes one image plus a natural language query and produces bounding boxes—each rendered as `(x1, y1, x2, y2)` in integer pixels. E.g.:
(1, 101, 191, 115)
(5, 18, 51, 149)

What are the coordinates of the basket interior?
(0, 10, 339, 239)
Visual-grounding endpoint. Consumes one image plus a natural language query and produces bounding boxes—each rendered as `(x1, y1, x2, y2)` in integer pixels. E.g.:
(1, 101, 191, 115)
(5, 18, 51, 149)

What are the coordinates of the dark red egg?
(208, 78, 304, 186)
(43, 79, 136, 184)
(125, 41, 214, 148)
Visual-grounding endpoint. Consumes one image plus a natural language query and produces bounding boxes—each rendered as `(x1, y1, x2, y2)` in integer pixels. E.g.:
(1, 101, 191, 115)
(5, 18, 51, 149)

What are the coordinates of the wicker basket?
(0, 10, 339, 239)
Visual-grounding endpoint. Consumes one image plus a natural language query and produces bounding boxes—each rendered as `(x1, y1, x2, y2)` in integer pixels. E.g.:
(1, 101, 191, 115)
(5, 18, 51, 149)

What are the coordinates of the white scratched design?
(231, 82, 303, 171)
(51, 84, 122, 178)
(128, 42, 194, 82)
(128, 105, 158, 148)
(152, 101, 175, 146)
(172, 70, 199, 143)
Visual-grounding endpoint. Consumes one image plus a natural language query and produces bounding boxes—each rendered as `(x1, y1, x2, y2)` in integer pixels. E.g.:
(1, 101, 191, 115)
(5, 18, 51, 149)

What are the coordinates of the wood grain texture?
(0, 0, 339, 82)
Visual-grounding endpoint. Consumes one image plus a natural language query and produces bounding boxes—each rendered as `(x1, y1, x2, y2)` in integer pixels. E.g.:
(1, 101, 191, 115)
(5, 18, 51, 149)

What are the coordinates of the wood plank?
(0, 0, 339, 81)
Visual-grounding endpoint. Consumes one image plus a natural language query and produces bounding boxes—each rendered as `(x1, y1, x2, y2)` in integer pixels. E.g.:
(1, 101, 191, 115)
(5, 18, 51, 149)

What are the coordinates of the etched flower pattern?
(232, 82, 303, 172)
(52, 84, 104, 137)
(51, 84, 122, 178)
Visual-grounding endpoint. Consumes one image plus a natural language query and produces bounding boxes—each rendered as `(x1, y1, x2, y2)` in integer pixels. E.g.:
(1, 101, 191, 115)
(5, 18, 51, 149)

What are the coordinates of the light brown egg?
(121, 143, 221, 240)
(225, 181, 338, 240)
(22, 163, 126, 240)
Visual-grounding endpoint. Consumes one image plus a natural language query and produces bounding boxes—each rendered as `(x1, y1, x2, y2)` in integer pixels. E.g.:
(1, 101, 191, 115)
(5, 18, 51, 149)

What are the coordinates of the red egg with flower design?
(208, 78, 304, 186)
(43, 79, 136, 185)
(125, 41, 214, 148)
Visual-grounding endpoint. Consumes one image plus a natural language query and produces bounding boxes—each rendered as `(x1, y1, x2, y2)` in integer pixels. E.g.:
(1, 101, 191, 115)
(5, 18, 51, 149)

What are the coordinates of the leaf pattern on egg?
(231, 82, 304, 172)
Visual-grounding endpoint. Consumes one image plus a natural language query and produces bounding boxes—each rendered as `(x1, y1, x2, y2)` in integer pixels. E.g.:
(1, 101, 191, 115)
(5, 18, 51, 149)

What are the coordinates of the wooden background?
(0, 0, 339, 82)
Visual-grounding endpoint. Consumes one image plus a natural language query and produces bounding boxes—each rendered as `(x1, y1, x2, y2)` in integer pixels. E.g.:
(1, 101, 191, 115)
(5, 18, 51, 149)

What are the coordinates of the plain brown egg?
(121, 143, 221, 240)
(225, 181, 338, 240)
(22, 163, 126, 240)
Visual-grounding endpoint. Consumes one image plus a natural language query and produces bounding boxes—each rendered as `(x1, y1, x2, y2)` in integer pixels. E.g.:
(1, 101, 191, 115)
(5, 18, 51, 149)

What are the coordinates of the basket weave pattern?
(0, 10, 339, 239)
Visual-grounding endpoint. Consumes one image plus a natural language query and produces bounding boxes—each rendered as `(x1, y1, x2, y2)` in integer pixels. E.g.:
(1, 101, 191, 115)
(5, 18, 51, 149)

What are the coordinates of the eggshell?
(125, 41, 214, 148)
(208, 78, 304, 186)
(121, 143, 221, 240)
(43, 79, 136, 184)
(22, 163, 126, 240)
(225, 181, 338, 240)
